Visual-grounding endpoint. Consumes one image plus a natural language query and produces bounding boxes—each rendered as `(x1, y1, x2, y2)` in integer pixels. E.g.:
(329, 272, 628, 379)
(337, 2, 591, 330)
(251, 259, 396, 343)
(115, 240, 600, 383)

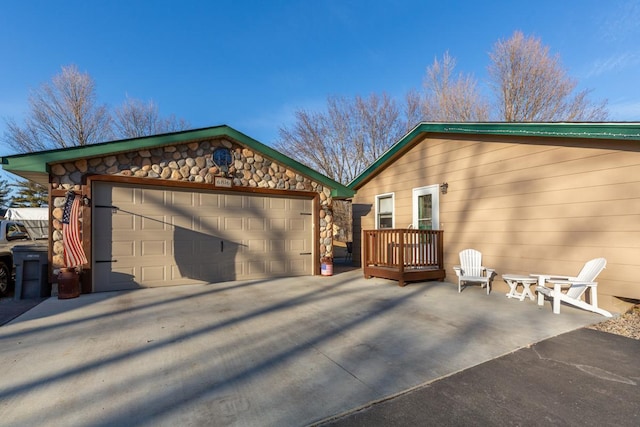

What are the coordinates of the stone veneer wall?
(49, 138, 333, 270)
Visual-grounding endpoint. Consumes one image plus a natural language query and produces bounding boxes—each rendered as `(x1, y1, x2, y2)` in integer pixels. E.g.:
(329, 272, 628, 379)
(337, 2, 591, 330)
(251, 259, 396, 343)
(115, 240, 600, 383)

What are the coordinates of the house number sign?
(215, 177, 232, 188)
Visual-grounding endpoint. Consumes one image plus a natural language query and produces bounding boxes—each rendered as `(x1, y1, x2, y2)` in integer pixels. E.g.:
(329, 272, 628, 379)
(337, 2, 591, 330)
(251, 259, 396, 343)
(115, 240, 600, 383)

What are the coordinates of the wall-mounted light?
(440, 182, 449, 194)
(82, 196, 91, 206)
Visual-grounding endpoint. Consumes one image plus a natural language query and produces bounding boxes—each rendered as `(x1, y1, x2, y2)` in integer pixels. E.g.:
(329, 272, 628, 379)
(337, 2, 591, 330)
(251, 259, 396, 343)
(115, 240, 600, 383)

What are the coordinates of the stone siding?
(50, 138, 333, 270)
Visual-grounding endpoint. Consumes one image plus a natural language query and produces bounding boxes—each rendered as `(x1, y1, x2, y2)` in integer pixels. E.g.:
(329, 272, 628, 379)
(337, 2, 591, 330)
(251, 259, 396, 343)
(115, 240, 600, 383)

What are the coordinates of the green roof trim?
(348, 122, 640, 190)
(1, 125, 354, 198)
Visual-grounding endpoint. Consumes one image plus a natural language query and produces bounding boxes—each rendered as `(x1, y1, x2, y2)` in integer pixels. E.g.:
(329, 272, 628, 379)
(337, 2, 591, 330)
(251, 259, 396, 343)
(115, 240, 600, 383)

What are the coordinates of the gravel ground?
(588, 304, 640, 340)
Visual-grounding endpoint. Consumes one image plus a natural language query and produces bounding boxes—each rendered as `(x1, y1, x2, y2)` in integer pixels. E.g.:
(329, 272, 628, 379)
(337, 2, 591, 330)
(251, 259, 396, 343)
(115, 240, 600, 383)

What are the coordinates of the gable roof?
(1, 125, 354, 198)
(349, 122, 640, 190)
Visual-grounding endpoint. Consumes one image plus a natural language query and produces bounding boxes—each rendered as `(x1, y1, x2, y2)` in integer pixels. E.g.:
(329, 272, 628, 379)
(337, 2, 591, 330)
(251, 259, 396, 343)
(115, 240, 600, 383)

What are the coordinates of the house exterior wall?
(48, 137, 335, 278)
(353, 133, 640, 311)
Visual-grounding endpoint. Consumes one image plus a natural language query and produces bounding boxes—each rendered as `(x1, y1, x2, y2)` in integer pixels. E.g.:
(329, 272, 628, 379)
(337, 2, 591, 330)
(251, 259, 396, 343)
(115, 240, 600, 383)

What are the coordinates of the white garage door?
(92, 182, 314, 292)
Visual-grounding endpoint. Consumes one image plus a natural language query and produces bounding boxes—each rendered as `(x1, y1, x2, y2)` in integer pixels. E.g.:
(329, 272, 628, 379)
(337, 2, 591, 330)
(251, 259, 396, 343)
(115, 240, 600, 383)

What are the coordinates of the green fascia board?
(224, 127, 354, 198)
(348, 122, 640, 190)
(1, 125, 354, 198)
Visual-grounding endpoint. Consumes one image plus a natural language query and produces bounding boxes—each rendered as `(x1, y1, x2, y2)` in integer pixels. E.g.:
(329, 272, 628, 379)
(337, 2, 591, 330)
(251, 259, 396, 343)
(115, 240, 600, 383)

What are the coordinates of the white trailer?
(4, 207, 49, 240)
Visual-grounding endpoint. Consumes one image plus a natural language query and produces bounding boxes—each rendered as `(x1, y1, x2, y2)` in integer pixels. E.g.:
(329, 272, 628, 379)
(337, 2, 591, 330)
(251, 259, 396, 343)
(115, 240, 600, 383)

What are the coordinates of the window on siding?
(376, 193, 394, 229)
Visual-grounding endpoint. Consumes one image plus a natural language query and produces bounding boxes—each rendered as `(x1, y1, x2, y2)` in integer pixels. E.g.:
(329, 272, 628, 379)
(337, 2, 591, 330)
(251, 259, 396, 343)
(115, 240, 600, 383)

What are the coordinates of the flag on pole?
(62, 193, 88, 268)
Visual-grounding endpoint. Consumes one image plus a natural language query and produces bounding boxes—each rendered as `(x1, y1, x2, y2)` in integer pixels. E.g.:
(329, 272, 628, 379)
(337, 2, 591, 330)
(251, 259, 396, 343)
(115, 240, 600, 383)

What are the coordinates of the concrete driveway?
(0, 269, 604, 426)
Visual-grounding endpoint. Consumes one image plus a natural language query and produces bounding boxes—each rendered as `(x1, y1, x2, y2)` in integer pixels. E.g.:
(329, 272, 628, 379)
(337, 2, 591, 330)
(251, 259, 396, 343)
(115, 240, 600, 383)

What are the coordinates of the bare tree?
(353, 93, 407, 165)
(422, 52, 490, 121)
(278, 107, 342, 181)
(277, 93, 409, 185)
(4, 65, 192, 152)
(488, 31, 608, 121)
(404, 88, 425, 130)
(113, 97, 190, 139)
(276, 93, 412, 243)
(5, 65, 112, 152)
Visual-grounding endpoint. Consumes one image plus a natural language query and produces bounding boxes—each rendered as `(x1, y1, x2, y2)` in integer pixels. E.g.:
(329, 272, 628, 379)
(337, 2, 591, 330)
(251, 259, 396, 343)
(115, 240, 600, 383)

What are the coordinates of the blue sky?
(1, 0, 639, 155)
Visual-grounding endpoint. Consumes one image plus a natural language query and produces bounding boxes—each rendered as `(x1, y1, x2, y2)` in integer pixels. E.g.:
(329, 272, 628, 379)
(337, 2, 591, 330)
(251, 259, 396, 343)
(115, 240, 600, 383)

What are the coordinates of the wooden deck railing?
(362, 229, 445, 286)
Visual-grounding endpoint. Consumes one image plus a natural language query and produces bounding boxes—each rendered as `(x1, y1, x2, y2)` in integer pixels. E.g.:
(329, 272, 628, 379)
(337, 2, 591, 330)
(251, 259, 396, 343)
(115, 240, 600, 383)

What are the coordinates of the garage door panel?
(290, 239, 306, 252)
(198, 216, 220, 232)
(289, 218, 306, 231)
(248, 260, 266, 276)
(269, 218, 286, 231)
(112, 186, 136, 203)
(225, 217, 243, 230)
(248, 218, 265, 230)
(112, 213, 135, 231)
(172, 215, 193, 229)
(247, 196, 266, 210)
(198, 239, 222, 254)
(141, 241, 165, 256)
(183, 245, 221, 261)
(94, 216, 114, 260)
(113, 241, 135, 257)
(290, 199, 308, 211)
(216, 261, 243, 279)
(289, 259, 308, 275)
(270, 260, 289, 275)
(270, 240, 285, 253)
(141, 215, 166, 230)
(141, 265, 166, 282)
(93, 182, 313, 291)
(224, 194, 243, 208)
(170, 264, 184, 280)
(269, 198, 286, 210)
(248, 239, 266, 253)
(171, 191, 193, 205)
(173, 240, 195, 256)
(100, 266, 138, 292)
(198, 193, 220, 207)
(141, 188, 165, 204)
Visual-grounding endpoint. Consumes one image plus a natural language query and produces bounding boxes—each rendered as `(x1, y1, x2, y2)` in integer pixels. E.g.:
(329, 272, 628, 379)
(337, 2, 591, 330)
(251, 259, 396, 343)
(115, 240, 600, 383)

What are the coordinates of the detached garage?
(2, 125, 353, 294)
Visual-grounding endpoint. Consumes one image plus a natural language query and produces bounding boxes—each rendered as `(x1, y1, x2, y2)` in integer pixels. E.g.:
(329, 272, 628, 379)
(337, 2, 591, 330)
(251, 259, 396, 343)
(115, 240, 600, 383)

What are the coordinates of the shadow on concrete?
(0, 271, 608, 426)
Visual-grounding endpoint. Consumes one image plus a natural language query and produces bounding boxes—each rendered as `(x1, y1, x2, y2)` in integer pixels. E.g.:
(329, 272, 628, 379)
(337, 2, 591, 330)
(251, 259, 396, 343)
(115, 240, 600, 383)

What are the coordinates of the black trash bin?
(13, 245, 50, 300)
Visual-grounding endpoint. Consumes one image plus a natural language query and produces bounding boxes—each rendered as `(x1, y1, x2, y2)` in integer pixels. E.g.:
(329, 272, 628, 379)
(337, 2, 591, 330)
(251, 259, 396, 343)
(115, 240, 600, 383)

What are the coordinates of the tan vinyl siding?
(353, 134, 640, 310)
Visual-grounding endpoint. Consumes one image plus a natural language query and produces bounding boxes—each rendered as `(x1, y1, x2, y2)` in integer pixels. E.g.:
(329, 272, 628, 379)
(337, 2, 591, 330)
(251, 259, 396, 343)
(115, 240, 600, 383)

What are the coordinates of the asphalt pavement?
(0, 292, 45, 326)
(320, 328, 640, 426)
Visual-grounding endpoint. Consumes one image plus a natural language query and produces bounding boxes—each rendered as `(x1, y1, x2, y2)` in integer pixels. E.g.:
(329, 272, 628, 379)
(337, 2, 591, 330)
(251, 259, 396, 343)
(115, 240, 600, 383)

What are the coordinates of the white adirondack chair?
(453, 249, 495, 295)
(532, 258, 612, 317)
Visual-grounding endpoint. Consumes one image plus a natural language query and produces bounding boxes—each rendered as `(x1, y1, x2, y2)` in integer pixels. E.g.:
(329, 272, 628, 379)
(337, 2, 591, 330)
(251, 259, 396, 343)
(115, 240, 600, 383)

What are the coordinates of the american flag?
(62, 193, 88, 268)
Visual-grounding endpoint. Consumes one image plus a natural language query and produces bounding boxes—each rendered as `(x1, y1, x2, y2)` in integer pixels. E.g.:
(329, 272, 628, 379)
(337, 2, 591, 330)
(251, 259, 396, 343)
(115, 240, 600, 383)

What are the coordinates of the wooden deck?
(362, 229, 445, 286)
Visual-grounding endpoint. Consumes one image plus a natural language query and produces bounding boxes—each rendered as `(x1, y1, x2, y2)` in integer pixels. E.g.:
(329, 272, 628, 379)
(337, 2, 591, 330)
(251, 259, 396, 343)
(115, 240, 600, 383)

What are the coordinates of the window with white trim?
(375, 193, 394, 229)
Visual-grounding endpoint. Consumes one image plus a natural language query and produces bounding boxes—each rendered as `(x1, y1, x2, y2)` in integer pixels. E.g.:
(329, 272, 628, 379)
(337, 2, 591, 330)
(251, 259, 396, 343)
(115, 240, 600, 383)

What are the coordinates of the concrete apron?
(0, 270, 603, 427)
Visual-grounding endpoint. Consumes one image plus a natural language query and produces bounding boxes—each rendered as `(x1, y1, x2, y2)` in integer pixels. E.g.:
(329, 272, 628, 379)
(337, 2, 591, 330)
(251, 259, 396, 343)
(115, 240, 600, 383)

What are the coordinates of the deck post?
(398, 230, 405, 286)
(361, 228, 365, 270)
(438, 230, 444, 271)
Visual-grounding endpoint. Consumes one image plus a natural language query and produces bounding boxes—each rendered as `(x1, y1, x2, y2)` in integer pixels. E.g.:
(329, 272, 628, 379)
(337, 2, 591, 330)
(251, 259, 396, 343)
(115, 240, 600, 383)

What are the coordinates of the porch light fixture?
(440, 182, 448, 194)
(82, 196, 91, 206)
